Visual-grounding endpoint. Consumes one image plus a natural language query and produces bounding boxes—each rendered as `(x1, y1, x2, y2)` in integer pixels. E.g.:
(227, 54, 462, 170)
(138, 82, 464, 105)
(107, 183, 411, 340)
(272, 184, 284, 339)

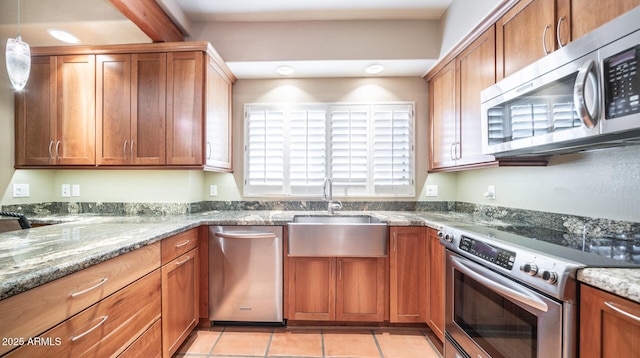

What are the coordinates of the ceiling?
(1, 0, 455, 78)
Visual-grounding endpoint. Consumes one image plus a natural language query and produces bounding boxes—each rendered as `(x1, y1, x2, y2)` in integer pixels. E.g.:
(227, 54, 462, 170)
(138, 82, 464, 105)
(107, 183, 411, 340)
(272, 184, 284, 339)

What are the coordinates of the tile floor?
(174, 326, 442, 358)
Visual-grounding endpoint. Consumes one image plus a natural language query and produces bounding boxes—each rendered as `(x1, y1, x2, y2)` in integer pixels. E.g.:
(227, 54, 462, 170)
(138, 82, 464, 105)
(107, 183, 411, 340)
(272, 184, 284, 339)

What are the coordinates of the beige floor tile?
(268, 328, 324, 357)
(210, 327, 273, 356)
(176, 328, 222, 354)
(375, 329, 439, 358)
(323, 329, 381, 358)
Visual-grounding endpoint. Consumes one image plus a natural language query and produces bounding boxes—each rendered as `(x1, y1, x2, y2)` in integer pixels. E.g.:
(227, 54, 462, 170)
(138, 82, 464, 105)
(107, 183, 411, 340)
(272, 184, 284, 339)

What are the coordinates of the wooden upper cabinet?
(166, 51, 204, 166)
(97, 53, 166, 166)
(496, 0, 556, 80)
(456, 26, 496, 167)
(429, 61, 457, 170)
(15, 55, 95, 167)
(569, 0, 640, 41)
(15, 56, 56, 166)
(205, 56, 234, 171)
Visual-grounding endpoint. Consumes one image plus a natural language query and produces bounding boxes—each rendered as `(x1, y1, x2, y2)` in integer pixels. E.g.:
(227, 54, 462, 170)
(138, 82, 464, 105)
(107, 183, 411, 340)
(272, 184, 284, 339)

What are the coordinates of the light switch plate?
(209, 185, 218, 196)
(426, 185, 438, 197)
(72, 184, 80, 197)
(12, 183, 30, 198)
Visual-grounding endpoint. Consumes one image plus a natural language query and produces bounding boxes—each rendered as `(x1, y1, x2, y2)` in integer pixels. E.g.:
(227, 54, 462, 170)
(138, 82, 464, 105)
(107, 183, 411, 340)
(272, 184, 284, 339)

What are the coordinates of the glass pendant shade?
(6, 36, 31, 91)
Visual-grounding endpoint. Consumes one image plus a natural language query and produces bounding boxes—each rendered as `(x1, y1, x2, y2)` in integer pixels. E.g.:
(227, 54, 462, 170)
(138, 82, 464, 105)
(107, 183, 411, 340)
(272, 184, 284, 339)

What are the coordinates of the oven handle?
(451, 255, 549, 312)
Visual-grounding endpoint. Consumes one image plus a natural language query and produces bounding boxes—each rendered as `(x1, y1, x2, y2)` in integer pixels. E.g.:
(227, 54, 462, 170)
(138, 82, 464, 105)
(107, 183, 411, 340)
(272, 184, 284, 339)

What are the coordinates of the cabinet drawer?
(6, 269, 161, 357)
(161, 228, 198, 264)
(118, 319, 162, 358)
(0, 241, 160, 356)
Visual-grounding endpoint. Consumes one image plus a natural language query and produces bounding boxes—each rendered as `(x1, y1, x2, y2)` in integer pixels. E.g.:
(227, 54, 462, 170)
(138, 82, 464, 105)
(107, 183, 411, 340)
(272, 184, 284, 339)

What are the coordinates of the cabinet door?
(496, 0, 556, 80)
(570, 0, 640, 41)
(426, 228, 445, 342)
(456, 26, 496, 167)
(205, 56, 233, 171)
(162, 248, 199, 358)
(336, 257, 385, 322)
(288, 257, 335, 321)
(56, 55, 96, 165)
(166, 51, 204, 166)
(96, 54, 131, 165)
(580, 284, 640, 358)
(429, 61, 457, 170)
(15, 56, 56, 166)
(132, 53, 167, 165)
(390, 227, 426, 323)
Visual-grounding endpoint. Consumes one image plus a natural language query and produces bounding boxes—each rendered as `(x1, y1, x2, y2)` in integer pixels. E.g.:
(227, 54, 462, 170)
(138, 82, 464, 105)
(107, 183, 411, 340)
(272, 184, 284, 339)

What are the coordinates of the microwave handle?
(573, 59, 600, 129)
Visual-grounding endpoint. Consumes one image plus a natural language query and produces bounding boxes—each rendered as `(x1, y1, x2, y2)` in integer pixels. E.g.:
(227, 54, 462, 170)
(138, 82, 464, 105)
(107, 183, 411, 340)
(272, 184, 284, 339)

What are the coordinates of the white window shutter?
(245, 107, 285, 195)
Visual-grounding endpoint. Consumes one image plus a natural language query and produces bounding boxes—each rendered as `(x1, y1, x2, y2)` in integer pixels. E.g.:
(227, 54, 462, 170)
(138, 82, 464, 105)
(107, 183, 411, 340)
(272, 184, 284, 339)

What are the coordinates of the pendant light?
(6, 0, 31, 91)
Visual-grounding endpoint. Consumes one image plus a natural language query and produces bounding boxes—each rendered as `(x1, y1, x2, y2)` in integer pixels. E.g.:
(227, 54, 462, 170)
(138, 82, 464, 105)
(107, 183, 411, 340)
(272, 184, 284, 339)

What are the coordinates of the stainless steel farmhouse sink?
(287, 215, 388, 257)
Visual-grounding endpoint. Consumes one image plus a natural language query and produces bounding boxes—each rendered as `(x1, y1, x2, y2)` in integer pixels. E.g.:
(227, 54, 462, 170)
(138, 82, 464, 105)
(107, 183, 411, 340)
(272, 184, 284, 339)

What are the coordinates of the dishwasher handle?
(214, 231, 277, 239)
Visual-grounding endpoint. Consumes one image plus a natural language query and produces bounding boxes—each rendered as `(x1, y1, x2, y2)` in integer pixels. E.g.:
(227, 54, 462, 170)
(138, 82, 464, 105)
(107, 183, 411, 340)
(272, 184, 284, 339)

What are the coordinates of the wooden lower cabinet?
(426, 228, 445, 342)
(288, 257, 385, 322)
(162, 247, 199, 357)
(389, 227, 427, 323)
(5, 270, 161, 357)
(580, 284, 640, 358)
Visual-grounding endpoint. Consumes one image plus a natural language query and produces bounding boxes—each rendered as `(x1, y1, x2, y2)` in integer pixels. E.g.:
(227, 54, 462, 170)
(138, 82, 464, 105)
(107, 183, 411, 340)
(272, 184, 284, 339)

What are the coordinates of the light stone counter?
(0, 209, 637, 304)
(577, 268, 640, 303)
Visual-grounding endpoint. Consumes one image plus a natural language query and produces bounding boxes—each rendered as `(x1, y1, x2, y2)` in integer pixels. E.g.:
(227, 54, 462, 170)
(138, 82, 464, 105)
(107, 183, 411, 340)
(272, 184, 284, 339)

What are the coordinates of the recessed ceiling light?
(276, 65, 295, 76)
(47, 29, 80, 44)
(366, 64, 385, 75)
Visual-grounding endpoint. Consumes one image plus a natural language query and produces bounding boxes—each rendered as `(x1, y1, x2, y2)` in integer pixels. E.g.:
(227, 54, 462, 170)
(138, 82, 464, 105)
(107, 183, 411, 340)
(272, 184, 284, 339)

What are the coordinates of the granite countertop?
(578, 268, 640, 303)
(0, 210, 637, 303)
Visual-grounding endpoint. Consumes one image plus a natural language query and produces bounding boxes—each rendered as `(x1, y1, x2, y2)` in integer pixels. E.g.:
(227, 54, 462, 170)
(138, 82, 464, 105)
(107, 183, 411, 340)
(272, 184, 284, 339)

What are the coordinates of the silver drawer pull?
(604, 301, 640, 323)
(70, 277, 108, 297)
(70, 315, 108, 342)
(175, 256, 191, 266)
(175, 239, 191, 248)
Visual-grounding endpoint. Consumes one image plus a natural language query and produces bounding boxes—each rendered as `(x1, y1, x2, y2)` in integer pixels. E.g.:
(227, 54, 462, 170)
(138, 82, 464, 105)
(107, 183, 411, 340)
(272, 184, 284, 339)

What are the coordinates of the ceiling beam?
(109, 0, 184, 42)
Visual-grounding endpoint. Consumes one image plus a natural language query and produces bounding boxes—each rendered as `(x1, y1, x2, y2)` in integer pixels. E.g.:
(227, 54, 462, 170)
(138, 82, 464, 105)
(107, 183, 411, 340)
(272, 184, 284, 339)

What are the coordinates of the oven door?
(445, 250, 564, 358)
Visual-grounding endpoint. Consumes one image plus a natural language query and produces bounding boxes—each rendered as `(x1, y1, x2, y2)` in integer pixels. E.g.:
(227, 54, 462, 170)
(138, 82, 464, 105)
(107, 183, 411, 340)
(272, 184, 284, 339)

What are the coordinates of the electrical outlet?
(484, 185, 496, 200)
(12, 183, 30, 198)
(426, 185, 438, 197)
(72, 184, 80, 197)
(61, 184, 71, 198)
(209, 185, 218, 196)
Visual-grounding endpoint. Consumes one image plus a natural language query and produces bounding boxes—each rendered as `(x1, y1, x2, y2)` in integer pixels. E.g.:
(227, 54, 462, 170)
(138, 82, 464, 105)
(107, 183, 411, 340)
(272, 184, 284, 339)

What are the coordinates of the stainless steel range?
(439, 224, 639, 358)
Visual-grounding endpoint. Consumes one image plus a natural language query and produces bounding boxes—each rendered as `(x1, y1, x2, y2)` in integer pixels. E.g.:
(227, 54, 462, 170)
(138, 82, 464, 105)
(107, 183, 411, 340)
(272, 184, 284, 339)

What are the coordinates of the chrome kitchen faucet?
(322, 178, 342, 214)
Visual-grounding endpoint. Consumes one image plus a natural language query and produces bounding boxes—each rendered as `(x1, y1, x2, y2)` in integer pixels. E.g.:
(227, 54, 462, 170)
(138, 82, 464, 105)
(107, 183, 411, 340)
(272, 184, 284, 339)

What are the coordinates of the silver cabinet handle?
(556, 17, 566, 48)
(123, 140, 128, 160)
(573, 59, 600, 129)
(393, 232, 397, 252)
(175, 255, 191, 266)
(48, 141, 54, 160)
(449, 142, 456, 161)
(175, 239, 190, 248)
(130, 140, 135, 159)
(338, 259, 342, 280)
(55, 141, 61, 161)
(70, 315, 108, 341)
(207, 141, 212, 160)
(70, 277, 108, 297)
(542, 24, 551, 55)
(604, 301, 640, 323)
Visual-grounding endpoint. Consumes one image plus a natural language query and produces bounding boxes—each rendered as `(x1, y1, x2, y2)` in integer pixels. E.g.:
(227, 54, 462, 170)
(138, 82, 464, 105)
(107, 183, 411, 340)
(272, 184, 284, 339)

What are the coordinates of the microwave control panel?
(604, 45, 640, 118)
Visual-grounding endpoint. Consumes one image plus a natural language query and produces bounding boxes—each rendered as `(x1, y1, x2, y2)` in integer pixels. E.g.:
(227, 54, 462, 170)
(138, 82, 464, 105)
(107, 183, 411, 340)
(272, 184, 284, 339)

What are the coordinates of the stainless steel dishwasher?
(209, 226, 283, 324)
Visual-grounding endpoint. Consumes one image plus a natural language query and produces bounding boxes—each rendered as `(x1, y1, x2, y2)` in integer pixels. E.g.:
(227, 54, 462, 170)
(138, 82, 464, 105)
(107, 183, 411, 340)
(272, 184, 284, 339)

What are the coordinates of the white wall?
(203, 76, 458, 202)
(438, 0, 502, 57)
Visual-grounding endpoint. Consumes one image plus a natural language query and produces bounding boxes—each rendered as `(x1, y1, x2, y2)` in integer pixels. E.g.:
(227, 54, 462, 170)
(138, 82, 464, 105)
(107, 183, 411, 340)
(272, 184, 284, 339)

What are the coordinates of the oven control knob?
(522, 263, 538, 276)
(542, 270, 558, 284)
(444, 234, 454, 243)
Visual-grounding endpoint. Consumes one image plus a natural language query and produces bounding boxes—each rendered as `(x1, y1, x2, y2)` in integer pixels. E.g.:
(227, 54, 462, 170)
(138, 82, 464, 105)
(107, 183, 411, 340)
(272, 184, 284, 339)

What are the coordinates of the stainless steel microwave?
(481, 7, 640, 157)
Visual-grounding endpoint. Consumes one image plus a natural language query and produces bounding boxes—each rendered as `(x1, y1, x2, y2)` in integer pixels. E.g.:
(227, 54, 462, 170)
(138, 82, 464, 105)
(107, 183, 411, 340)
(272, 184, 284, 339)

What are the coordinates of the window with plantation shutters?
(244, 102, 414, 197)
